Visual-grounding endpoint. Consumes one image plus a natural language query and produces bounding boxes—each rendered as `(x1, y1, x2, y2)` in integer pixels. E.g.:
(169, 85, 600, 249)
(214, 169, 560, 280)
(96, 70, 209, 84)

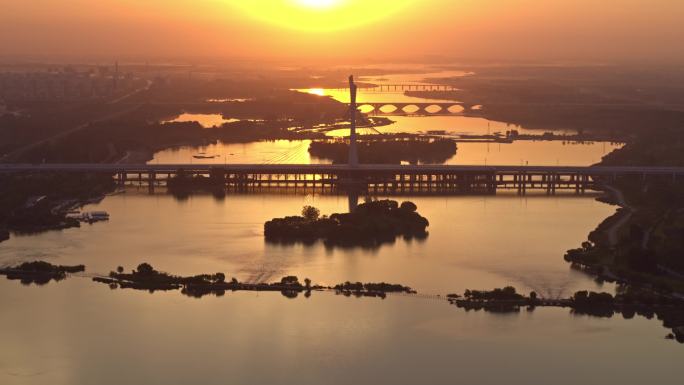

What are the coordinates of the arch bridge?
(355, 102, 465, 116)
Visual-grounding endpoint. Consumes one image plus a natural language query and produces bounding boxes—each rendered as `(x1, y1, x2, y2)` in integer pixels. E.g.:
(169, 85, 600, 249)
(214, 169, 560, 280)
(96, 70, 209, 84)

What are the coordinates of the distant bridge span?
(355, 102, 465, 116)
(332, 84, 458, 92)
(2, 164, 682, 195)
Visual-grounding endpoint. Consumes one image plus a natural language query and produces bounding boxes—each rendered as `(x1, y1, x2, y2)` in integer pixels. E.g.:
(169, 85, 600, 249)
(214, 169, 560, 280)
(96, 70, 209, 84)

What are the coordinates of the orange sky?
(1, 0, 683, 64)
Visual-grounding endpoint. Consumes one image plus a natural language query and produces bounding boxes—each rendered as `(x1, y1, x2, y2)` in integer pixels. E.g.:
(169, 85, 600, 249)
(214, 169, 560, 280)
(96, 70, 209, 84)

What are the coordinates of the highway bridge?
(2, 164, 682, 195)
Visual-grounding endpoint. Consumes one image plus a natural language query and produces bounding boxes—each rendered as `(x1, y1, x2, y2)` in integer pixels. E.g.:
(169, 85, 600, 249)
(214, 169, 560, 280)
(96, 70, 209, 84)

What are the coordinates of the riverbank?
(565, 177, 684, 296)
(448, 286, 684, 341)
(0, 173, 116, 244)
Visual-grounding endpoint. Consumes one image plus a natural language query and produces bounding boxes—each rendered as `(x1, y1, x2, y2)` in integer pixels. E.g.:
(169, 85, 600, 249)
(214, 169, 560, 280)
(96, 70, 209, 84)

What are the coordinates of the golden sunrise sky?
(1, 0, 682, 63)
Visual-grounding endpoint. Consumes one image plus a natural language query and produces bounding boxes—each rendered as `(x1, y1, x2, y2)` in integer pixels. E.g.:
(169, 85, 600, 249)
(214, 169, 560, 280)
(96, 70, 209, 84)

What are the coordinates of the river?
(1, 67, 680, 385)
(153, 69, 622, 165)
(1, 191, 683, 384)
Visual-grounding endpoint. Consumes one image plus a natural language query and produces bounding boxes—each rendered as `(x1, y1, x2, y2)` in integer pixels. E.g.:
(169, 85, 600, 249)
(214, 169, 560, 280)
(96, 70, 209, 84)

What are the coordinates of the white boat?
(79, 211, 110, 223)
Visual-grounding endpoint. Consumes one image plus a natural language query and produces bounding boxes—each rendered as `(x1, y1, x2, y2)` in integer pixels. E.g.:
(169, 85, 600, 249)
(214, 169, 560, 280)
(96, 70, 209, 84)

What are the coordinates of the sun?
(294, 0, 341, 9)
(231, 0, 415, 32)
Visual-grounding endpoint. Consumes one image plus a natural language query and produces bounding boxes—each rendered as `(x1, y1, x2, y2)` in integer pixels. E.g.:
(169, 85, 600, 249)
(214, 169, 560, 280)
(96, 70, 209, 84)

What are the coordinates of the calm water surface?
(1, 192, 682, 384)
(2, 67, 675, 384)
(3, 192, 616, 294)
(0, 280, 681, 385)
(151, 139, 621, 166)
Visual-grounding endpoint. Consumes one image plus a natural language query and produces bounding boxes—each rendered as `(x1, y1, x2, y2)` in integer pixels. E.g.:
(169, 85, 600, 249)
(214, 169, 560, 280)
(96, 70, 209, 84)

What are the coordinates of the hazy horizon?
(1, 0, 683, 65)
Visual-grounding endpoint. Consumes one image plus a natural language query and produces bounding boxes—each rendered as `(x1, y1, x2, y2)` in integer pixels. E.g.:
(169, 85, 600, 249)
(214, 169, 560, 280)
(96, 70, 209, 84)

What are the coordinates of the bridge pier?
(148, 172, 156, 193)
(2, 164, 668, 196)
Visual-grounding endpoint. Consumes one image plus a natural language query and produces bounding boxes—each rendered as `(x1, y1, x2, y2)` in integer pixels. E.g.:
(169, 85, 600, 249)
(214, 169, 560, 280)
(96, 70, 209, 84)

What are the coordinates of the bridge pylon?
(348, 75, 359, 167)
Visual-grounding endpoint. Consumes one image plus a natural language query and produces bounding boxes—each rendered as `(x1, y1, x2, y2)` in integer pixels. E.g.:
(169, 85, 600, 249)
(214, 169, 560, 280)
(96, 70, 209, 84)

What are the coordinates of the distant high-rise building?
(113, 61, 119, 92)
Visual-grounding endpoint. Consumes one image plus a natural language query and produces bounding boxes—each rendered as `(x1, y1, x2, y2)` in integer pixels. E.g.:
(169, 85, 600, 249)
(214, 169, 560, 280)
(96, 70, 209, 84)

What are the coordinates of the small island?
(449, 286, 684, 342)
(333, 281, 416, 299)
(308, 137, 457, 164)
(92, 263, 417, 300)
(93, 263, 320, 298)
(264, 200, 429, 247)
(0, 261, 85, 285)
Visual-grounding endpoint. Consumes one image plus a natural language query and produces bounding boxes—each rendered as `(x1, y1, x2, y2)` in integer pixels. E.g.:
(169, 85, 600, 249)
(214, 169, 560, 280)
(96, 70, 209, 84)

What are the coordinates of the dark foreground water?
(0, 279, 681, 385)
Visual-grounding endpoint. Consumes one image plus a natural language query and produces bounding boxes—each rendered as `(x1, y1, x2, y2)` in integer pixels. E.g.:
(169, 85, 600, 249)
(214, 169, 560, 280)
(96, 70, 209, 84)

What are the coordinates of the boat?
(193, 154, 218, 159)
(73, 211, 110, 224)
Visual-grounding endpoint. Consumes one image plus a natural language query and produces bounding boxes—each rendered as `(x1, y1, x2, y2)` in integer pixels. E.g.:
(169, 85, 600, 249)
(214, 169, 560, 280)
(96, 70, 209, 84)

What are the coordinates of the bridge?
(2, 76, 671, 196)
(332, 84, 458, 93)
(2, 164, 682, 195)
(357, 102, 466, 116)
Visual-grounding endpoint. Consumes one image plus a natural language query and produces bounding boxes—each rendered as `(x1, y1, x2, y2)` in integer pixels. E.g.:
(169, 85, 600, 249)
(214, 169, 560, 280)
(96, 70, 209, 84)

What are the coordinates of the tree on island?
(301, 206, 320, 221)
(215, 272, 226, 283)
(400, 201, 417, 212)
(136, 263, 155, 276)
(281, 276, 300, 285)
(265, 199, 429, 248)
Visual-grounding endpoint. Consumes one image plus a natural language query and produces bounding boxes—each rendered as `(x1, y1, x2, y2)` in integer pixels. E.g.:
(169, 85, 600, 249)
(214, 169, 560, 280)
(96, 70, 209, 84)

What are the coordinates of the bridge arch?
(354, 102, 465, 115)
(358, 104, 375, 114)
(401, 104, 420, 114)
(378, 104, 398, 114)
(447, 104, 465, 114)
(424, 105, 443, 114)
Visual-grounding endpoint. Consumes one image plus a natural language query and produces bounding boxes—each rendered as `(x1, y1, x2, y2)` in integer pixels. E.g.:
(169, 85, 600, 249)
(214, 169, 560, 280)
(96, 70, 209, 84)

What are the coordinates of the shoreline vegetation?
(2, 260, 682, 342)
(91, 263, 415, 299)
(564, 181, 684, 292)
(562, 130, 684, 295)
(447, 286, 684, 342)
(264, 200, 429, 248)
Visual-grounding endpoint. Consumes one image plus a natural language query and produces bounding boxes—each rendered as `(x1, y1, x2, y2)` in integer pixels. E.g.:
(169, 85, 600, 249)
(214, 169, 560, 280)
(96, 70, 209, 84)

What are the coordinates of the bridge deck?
(2, 163, 681, 195)
(1, 163, 684, 175)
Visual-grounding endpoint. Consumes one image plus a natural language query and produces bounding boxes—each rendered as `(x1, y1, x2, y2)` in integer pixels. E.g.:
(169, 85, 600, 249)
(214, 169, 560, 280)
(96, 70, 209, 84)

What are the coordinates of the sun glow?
(294, 0, 341, 9)
(306, 88, 327, 96)
(232, 0, 415, 32)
